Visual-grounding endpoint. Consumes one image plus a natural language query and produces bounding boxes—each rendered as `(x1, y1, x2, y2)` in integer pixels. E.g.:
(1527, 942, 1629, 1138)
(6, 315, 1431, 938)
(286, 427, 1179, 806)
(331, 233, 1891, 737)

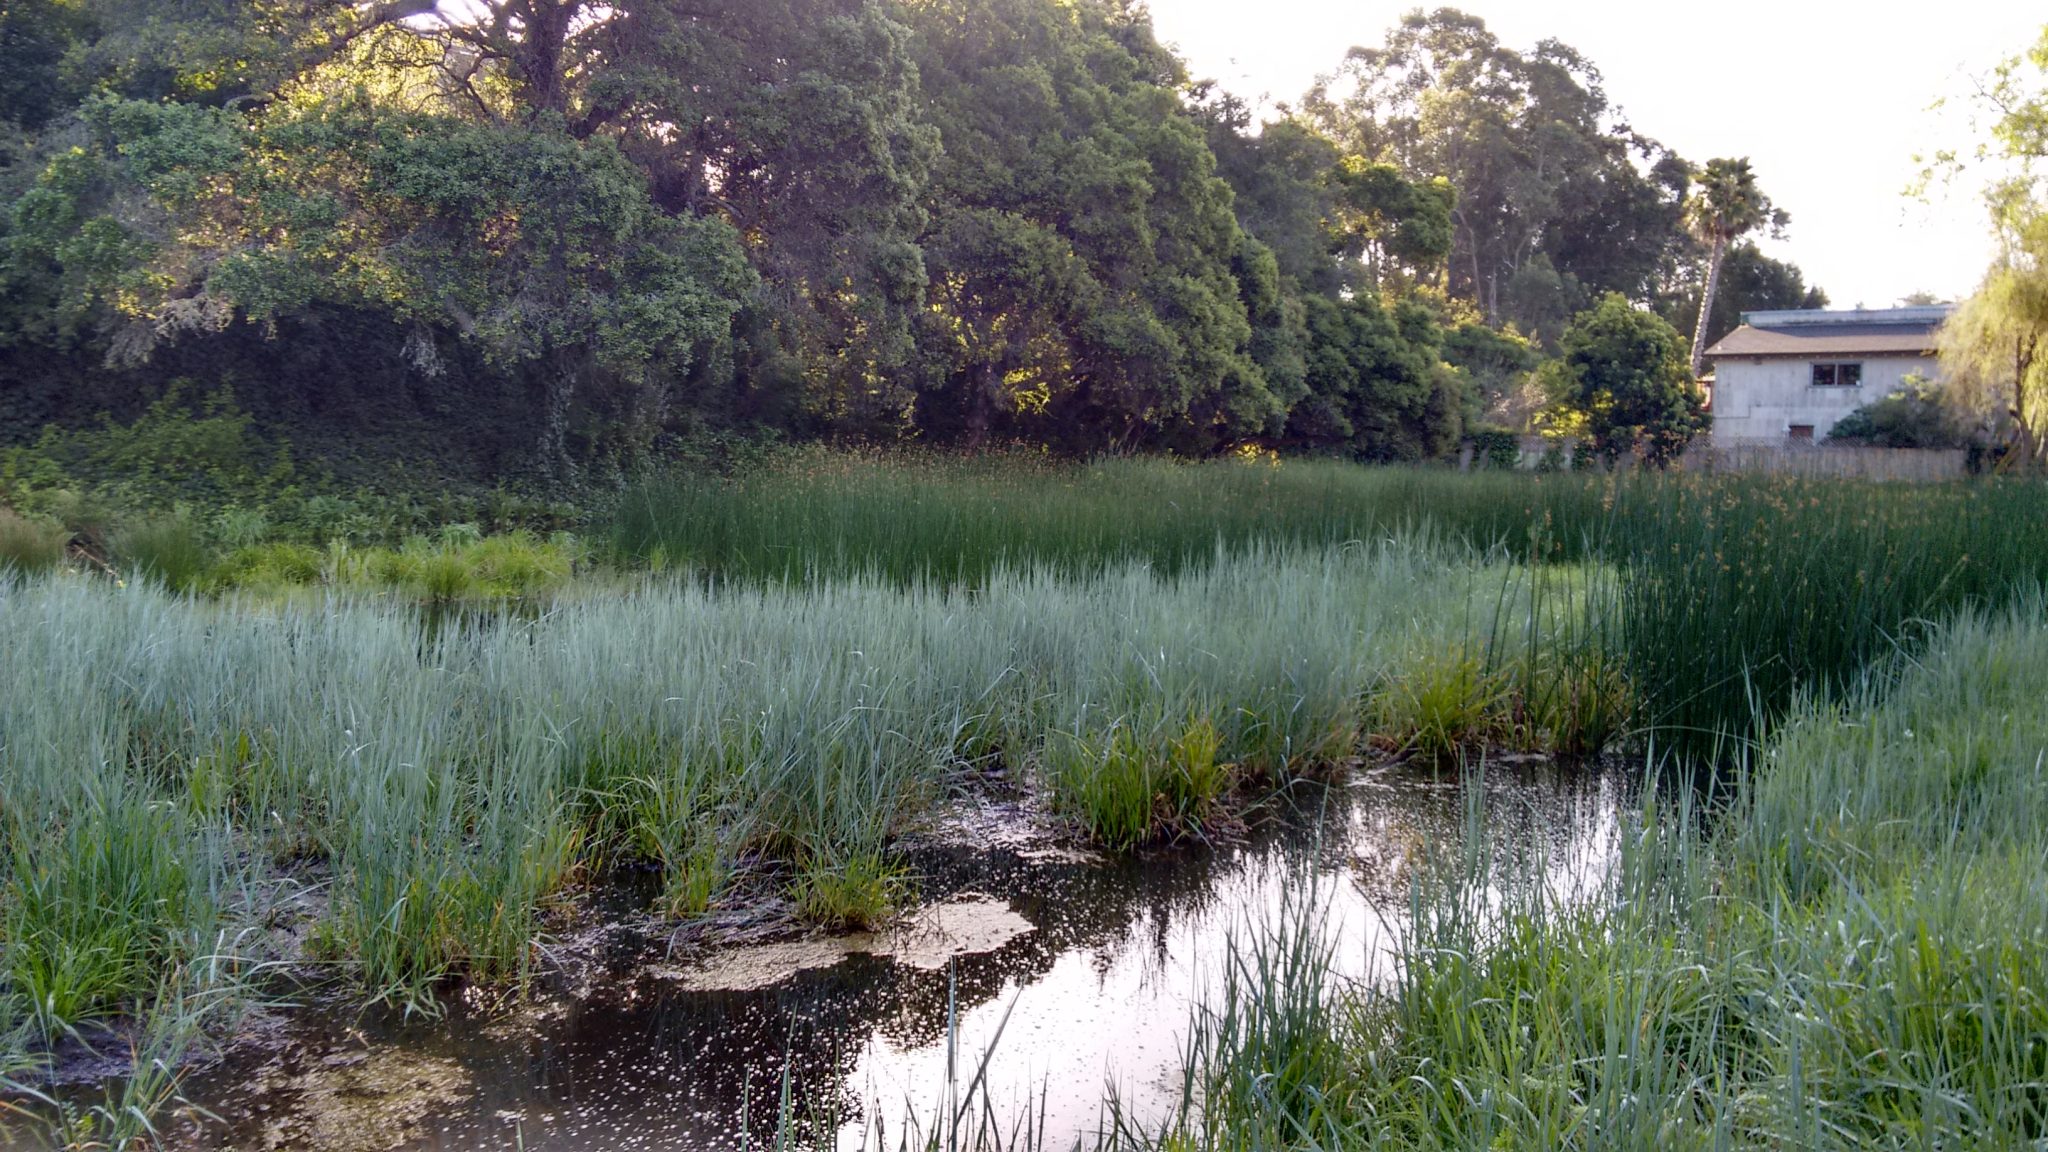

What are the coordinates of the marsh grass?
(0, 508, 68, 575)
(110, 512, 210, 592)
(3, 798, 198, 1039)
(209, 541, 324, 592)
(273, 530, 579, 602)
(608, 453, 1603, 585)
(754, 966, 1055, 1152)
(616, 457, 2048, 761)
(792, 852, 911, 930)
(1044, 715, 1239, 849)
(1605, 476, 2048, 757)
(1148, 599, 2048, 1150)
(12, 457, 2048, 1144)
(358, 531, 577, 600)
(1146, 868, 1356, 1150)
(0, 539, 1528, 1069)
(1374, 650, 1507, 761)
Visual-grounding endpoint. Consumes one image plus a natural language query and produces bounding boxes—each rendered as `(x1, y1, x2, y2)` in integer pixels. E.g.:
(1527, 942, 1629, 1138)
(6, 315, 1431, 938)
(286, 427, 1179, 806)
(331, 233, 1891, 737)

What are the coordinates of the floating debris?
(658, 893, 1034, 991)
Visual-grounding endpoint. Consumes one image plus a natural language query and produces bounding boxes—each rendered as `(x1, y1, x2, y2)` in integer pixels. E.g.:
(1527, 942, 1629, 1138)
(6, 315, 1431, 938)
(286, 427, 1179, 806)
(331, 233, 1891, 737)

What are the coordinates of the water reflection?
(141, 760, 1625, 1151)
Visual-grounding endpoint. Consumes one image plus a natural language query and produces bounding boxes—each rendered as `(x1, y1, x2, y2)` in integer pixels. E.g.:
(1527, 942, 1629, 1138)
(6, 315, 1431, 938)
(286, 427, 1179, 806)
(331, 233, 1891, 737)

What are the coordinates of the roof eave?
(1707, 348, 1939, 359)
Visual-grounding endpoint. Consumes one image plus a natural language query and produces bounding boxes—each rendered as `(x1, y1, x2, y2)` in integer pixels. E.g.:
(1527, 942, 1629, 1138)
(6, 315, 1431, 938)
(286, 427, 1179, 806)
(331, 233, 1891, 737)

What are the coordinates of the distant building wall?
(1710, 354, 1936, 444)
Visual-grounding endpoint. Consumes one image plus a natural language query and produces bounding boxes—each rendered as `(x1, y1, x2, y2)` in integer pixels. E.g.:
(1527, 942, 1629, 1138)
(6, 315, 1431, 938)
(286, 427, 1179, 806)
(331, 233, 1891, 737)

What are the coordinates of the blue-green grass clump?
(0, 538, 1532, 1051)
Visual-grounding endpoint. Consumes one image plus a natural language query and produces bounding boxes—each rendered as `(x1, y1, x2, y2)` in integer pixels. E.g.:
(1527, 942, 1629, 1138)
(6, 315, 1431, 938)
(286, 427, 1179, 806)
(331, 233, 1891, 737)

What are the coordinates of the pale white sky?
(1147, 0, 2042, 308)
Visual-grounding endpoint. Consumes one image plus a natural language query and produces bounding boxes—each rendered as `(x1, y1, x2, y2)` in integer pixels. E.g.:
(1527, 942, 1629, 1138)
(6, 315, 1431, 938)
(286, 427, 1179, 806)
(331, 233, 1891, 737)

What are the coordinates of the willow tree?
(1947, 269, 2048, 467)
(1684, 158, 1785, 376)
(1929, 25, 2048, 468)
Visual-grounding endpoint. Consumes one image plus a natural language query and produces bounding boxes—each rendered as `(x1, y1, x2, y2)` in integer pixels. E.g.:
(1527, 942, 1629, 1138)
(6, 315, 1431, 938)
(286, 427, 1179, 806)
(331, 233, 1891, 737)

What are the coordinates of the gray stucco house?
(1703, 306, 1952, 445)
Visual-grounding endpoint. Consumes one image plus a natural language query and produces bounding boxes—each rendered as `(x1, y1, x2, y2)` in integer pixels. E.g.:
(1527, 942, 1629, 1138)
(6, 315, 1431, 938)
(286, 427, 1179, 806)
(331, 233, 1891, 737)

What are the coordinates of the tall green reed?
(608, 453, 1607, 585)
(614, 455, 2048, 764)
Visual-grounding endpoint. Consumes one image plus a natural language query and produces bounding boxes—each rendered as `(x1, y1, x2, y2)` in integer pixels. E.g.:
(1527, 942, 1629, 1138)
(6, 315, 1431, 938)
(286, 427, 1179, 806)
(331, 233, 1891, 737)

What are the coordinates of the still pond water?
(18, 761, 1627, 1151)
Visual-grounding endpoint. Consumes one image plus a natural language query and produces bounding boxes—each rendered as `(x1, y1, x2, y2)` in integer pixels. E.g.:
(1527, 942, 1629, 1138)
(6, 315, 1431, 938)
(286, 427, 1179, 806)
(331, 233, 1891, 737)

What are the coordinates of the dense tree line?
(0, 0, 1826, 485)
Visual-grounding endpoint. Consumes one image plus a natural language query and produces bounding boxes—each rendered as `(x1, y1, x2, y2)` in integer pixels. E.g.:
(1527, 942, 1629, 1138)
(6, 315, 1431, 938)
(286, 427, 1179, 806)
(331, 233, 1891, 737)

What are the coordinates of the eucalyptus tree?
(1305, 9, 1689, 332)
(1195, 101, 1350, 296)
(1191, 92, 1468, 457)
(1683, 157, 1786, 375)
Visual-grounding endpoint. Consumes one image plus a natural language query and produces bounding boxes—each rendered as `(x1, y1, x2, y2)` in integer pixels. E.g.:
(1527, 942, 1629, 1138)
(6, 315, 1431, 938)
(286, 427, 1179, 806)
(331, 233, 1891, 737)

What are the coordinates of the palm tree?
(1685, 158, 1785, 377)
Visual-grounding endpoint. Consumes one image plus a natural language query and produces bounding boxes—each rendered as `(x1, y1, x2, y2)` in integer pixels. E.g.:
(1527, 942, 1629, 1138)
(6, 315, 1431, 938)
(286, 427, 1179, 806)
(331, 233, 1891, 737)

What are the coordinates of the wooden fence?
(1673, 444, 1968, 481)
(1486, 437, 1970, 481)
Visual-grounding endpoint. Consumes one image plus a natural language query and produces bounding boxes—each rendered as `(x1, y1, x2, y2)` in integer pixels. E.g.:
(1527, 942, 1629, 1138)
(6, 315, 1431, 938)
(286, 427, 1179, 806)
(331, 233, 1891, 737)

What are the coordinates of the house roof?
(1704, 306, 1952, 360)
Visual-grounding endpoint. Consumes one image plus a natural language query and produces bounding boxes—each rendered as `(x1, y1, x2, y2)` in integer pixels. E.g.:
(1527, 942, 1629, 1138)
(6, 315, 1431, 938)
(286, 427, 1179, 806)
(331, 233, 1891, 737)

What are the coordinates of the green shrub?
(0, 508, 68, 575)
(213, 505, 272, 547)
(211, 542, 324, 592)
(40, 488, 115, 549)
(1827, 377, 1967, 448)
(1467, 426, 1523, 469)
(2, 388, 284, 518)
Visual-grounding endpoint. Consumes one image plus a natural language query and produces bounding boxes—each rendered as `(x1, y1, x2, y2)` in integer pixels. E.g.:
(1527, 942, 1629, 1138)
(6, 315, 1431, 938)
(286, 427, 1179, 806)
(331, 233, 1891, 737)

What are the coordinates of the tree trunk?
(2013, 332, 2041, 469)
(1466, 240, 1486, 321)
(1689, 236, 1727, 379)
(537, 346, 578, 484)
(964, 361, 997, 450)
(512, 1, 578, 117)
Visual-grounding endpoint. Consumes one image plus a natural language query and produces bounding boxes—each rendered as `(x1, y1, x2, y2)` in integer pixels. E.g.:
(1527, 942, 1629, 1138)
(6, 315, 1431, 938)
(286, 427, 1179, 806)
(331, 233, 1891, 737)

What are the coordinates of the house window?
(1789, 424, 1815, 441)
(1810, 362, 1863, 387)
